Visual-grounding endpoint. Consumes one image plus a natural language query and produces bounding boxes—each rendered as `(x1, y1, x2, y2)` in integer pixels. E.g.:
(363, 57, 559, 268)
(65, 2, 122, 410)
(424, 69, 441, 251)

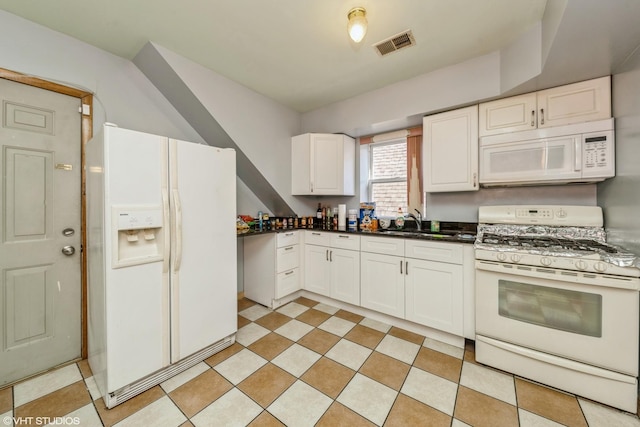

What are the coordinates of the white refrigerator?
(86, 124, 237, 408)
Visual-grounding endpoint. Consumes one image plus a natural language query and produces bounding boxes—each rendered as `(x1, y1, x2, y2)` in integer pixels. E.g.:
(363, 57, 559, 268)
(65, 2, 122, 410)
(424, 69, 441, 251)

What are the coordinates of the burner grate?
(481, 234, 619, 254)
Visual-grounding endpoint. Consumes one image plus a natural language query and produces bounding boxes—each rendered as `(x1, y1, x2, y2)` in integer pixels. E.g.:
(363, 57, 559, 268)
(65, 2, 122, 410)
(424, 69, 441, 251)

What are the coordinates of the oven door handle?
(476, 335, 636, 384)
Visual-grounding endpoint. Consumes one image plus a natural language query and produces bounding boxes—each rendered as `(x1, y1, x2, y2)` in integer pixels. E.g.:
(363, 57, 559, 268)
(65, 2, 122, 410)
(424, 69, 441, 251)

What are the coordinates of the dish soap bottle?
(395, 207, 405, 229)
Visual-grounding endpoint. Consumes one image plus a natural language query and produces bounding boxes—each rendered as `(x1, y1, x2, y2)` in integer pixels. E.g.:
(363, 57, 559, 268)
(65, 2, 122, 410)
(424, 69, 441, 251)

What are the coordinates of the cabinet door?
(310, 134, 342, 194)
(405, 258, 463, 335)
(479, 93, 537, 137)
(304, 245, 331, 297)
(537, 76, 611, 128)
(330, 248, 360, 305)
(360, 252, 404, 318)
(423, 105, 479, 192)
(276, 268, 300, 299)
(291, 134, 311, 195)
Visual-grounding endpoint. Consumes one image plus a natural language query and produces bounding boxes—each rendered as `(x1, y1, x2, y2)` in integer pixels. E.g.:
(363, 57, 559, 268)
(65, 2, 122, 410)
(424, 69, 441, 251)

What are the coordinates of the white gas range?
(474, 205, 640, 413)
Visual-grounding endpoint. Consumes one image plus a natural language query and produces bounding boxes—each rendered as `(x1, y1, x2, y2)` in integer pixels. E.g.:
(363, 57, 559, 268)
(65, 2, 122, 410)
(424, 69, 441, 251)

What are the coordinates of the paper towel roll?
(338, 204, 347, 231)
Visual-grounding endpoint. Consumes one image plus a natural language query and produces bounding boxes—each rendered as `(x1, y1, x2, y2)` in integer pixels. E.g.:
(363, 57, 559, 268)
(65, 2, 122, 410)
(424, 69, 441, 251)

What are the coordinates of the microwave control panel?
(582, 131, 614, 178)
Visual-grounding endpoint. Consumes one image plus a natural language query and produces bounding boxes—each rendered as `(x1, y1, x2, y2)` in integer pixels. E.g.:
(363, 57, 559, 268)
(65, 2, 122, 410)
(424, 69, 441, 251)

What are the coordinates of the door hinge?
(79, 104, 91, 116)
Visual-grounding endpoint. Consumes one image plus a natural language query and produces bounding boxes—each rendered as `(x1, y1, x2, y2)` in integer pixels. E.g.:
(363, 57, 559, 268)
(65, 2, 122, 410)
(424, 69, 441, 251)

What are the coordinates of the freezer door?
(169, 140, 237, 362)
(101, 126, 171, 393)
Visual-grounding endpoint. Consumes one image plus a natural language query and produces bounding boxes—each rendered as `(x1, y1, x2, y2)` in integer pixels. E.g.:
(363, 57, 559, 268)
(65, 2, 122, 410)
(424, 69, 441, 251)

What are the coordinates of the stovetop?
(480, 233, 620, 255)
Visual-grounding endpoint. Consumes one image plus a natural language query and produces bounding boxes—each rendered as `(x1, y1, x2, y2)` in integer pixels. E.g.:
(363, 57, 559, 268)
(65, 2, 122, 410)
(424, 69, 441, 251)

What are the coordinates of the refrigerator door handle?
(162, 189, 171, 274)
(172, 189, 183, 272)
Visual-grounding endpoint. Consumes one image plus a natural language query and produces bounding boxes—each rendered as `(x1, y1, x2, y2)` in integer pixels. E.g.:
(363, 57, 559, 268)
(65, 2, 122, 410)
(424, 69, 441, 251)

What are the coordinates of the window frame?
(368, 137, 408, 217)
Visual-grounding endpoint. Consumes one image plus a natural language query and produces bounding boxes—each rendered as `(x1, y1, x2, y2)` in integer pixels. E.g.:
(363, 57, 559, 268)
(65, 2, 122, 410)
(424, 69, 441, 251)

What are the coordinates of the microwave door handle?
(575, 138, 582, 171)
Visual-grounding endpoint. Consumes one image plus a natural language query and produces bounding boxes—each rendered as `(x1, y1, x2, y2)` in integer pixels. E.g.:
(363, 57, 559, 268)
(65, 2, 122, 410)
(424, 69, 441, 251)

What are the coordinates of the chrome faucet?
(405, 209, 423, 231)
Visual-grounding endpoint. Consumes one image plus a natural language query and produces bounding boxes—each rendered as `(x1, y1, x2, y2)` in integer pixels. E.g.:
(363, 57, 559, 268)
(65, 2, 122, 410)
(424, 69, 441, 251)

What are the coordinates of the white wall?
(599, 64, 640, 254)
(143, 44, 311, 217)
(300, 38, 597, 222)
(0, 11, 202, 143)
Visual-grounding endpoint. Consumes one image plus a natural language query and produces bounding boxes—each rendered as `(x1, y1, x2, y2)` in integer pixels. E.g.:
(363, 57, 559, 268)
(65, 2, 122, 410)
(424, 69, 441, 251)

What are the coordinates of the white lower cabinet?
(405, 258, 463, 336)
(244, 231, 301, 308)
(360, 236, 405, 318)
(304, 243, 331, 296)
(304, 231, 360, 305)
(405, 239, 464, 336)
(299, 233, 474, 339)
(360, 251, 405, 318)
(360, 236, 466, 336)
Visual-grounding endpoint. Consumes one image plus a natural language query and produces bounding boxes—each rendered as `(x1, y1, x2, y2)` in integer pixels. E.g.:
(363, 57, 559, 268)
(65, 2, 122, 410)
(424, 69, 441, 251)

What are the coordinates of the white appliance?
(475, 205, 640, 412)
(479, 119, 614, 186)
(86, 124, 237, 408)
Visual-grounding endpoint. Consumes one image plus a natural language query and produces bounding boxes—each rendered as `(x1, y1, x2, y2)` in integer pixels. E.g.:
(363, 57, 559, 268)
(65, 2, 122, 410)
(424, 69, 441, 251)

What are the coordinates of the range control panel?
(515, 208, 555, 220)
(479, 205, 604, 227)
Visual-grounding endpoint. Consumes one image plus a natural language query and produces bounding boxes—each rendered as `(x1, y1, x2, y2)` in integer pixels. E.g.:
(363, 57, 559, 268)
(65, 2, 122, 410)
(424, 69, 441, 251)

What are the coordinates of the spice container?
(348, 209, 358, 232)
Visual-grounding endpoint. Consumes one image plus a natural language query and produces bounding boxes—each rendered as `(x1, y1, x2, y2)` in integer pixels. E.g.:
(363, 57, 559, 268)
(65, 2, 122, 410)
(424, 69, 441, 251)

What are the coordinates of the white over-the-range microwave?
(479, 118, 614, 186)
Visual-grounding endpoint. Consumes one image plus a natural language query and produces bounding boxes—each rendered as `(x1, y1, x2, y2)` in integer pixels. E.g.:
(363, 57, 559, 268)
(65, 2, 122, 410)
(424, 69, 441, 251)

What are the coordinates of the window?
(369, 139, 407, 217)
(361, 127, 423, 218)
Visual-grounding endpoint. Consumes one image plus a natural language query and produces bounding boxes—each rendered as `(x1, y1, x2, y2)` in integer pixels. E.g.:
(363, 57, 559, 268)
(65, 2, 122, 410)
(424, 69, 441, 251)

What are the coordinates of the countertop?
(237, 222, 478, 244)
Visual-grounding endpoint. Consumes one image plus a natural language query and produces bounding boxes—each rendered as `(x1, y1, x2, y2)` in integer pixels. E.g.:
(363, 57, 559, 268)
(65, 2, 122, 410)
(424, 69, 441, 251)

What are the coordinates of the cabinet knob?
(540, 108, 545, 125)
(531, 110, 535, 127)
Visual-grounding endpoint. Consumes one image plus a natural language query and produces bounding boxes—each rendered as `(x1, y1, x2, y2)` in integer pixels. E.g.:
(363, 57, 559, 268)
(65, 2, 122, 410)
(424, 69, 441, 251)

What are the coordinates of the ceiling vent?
(373, 30, 416, 56)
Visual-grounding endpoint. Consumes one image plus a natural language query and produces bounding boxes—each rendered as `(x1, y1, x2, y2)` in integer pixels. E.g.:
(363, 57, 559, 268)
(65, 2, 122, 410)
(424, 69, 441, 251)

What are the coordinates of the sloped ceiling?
(0, 0, 548, 113)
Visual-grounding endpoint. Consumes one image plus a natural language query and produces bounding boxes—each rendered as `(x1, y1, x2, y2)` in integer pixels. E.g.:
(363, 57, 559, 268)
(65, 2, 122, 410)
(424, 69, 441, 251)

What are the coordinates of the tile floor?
(2, 296, 640, 426)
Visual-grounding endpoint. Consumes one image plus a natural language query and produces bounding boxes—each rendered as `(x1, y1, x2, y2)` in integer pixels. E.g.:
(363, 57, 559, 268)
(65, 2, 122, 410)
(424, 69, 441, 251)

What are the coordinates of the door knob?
(61, 245, 76, 256)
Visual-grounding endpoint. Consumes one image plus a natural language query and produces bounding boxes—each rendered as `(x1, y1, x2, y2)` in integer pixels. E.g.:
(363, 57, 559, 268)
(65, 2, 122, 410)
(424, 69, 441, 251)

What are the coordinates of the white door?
(423, 105, 479, 192)
(405, 259, 463, 335)
(537, 76, 611, 128)
(479, 93, 538, 136)
(330, 248, 360, 305)
(304, 244, 331, 297)
(0, 78, 82, 385)
(170, 141, 237, 362)
(311, 134, 341, 194)
(360, 252, 405, 318)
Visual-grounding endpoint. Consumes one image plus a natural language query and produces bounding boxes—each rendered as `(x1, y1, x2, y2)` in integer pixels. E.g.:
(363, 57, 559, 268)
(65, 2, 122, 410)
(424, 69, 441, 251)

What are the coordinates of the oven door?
(476, 260, 639, 375)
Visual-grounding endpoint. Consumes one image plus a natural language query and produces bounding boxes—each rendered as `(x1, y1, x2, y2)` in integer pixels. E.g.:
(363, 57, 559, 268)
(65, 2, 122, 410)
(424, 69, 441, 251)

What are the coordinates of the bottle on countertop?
(301, 216, 306, 228)
(316, 203, 322, 229)
(395, 207, 405, 229)
(332, 207, 338, 231)
(294, 215, 299, 229)
(322, 206, 327, 230)
(257, 211, 263, 232)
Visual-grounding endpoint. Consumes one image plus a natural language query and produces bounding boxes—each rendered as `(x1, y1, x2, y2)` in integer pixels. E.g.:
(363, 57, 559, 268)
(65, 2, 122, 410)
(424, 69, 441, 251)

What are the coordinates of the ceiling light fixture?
(347, 7, 367, 43)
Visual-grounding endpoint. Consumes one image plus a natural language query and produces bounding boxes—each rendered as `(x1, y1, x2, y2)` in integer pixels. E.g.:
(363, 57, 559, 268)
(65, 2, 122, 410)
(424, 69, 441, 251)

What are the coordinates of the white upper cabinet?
(291, 133, 355, 195)
(479, 76, 611, 137)
(423, 105, 479, 193)
(479, 93, 537, 136)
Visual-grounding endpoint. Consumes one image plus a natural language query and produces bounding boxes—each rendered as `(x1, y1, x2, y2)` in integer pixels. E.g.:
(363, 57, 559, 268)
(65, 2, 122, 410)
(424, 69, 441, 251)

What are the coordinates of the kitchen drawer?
(276, 268, 299, 299)
(277, 231, 299, 248)
(360, 236, 404, 257)
(405, 239, 463, 264)
(277, 244, 299, 272)
(330, 233, 360, 250)
(305, 230, 331, 246)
